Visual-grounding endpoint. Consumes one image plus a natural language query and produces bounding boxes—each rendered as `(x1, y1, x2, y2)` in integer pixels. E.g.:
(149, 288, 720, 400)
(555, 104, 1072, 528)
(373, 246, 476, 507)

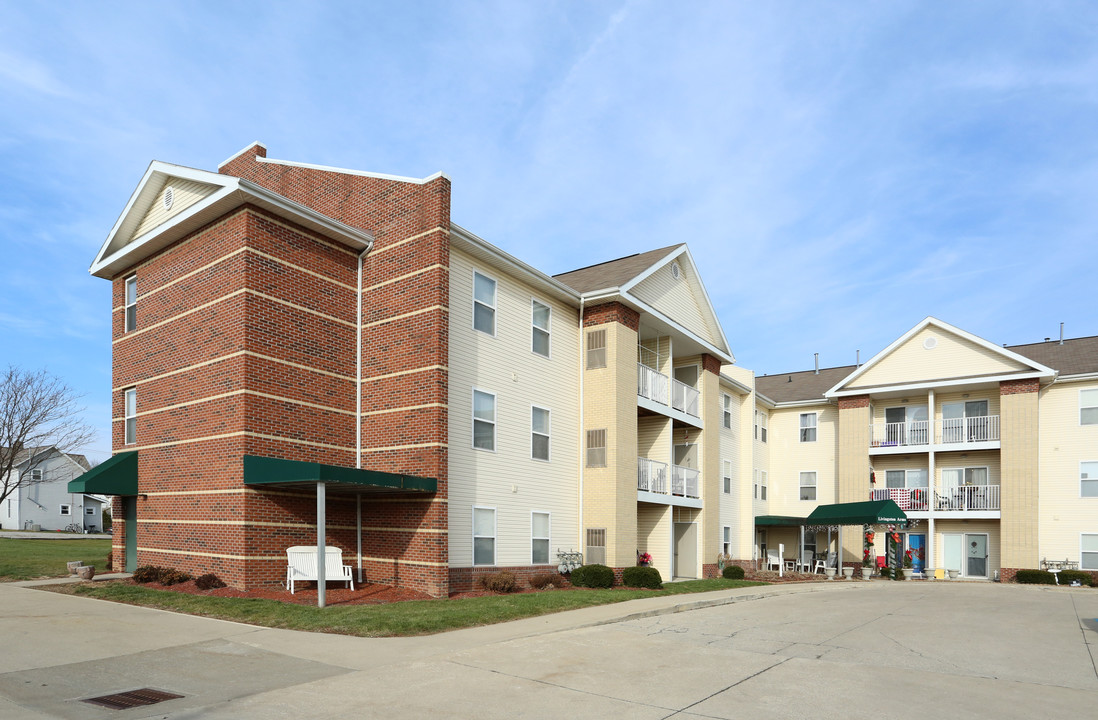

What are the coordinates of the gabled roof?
(756, 365, 857, 405)
(1008, 336, 1098, 377)
(553, 244, 683, 294)
(90, 161, 374, 278)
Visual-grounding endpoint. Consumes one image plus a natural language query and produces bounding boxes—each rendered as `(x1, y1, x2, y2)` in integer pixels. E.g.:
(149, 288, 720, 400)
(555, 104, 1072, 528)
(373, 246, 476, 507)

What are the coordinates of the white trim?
(1081, 533, 1098, 571)
(827, 371, 1050, 398)
(472, 269, 498, 338)
(472, 506, 496, 566)
(1080, 387, 1098, 426)
(1081, 460, 1098, 498)
(217, 141, 267, 169)
(798, 411, 818, 442)
(255, 154, 448, 185)
(721, 393, 733, 430)
(722, 459, 732, 494)
(531, 298, 552, 359)
(472, 388, 496, 452)
(799, 471, 817, 501)
(59, 504, 72, 516)
(123, 388, 137, 446)
(824, 317, 1057, 397)
(718, 373, 752, 395)
(531, 510, 551, 565)
(622, 292, 734, 364)
(449, 224, 580, 305)
(124, 275, 137, 332)
(531, 405, 551, 462)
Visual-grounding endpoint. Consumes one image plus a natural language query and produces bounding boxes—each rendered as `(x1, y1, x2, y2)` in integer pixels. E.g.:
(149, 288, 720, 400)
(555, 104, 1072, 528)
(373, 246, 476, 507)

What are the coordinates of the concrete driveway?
(0, 580, 1095, 719)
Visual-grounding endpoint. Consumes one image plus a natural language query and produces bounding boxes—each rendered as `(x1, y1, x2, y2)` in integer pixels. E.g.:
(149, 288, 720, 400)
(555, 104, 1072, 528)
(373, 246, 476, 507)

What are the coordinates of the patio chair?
(765, 549, 781, 571)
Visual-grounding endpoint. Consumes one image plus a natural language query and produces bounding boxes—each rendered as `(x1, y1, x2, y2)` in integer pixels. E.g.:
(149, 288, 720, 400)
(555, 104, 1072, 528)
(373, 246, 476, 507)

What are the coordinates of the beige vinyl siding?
(131, 178, 219, 241)
(723, 365, 757, 560)
(766, 404, 837, 514)
(935, 450, 1001, 486)
(933, 390, 1001, 422)
(1038, 381, 1098, 563)
(637, 335, 672, 374)
(752, 398, 770, 515)
(629, 261, 723, 349)
(718, 380, 743, 558)
(637, 416, 670, 464)
(448, 247, 581, 567)
(849, 327, 1030, 389)
(932, 521, 1001, 576)
(637, 503, 672, 581)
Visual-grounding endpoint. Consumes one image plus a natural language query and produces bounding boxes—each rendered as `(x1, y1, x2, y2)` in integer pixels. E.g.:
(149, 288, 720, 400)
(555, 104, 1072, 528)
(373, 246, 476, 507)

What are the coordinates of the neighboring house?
(77, 142, 1094, 594)
(2, 448, 104, 532)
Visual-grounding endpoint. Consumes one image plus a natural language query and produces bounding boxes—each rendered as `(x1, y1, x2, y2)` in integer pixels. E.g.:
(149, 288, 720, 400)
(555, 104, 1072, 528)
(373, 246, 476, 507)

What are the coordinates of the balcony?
(870, 485, 1000, 512)
(637, 363, 701, 424)
(637, 363, 670, 405)
(637, 457, 699, 500)
(869, 416, 1000, 451)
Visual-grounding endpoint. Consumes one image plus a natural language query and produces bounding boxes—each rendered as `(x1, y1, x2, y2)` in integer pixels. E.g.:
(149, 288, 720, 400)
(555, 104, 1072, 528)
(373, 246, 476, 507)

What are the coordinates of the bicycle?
(64, 523, 82, 533)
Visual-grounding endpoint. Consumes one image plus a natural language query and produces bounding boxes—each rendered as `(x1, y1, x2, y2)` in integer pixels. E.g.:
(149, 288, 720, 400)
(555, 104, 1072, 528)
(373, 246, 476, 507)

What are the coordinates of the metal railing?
(671, 379, 700, 417)
(637, 457, 668, 494)
(937, 415, 1000, 444)
(637, 363, 670, 405)
(870, 487, 930, 511)
(935, 483, 1000, 511)
(869, 421, 930, 448)
(671, 464, 700, 498)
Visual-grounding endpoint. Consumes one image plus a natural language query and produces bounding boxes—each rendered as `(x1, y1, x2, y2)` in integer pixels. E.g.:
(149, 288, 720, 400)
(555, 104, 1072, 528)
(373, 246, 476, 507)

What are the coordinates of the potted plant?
(637, 552, 652, 567)
(902, 549, 914, 579)
(861, 529, 876, 579)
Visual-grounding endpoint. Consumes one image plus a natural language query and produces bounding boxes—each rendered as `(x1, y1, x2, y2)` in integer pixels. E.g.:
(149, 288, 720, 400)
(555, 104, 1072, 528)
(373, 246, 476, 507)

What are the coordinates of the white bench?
(285, 545, 355, 594)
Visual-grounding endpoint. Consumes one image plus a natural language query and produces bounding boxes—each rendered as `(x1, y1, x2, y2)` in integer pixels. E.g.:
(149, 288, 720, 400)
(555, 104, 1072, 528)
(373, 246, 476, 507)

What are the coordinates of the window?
(800, 471, 817, 501)
(722, 394, 732, 429)
(124, 388, 137, 445)
(532, 300, 551, 357)
(1083, 534, 1098, 570)
(723, 460, 732, 494)
(532, 512, 550, 564)
(86, 506, 95, 515)
(586, 429, 606, 467)
(124, 275, 137, 332)
(753, 410, 759, 440)
(586, 528, 606, 565)
(473, 507, 495, 565)
(722, 526, 731, 556)
(753, 469, 759, 499)
(473, 271, 496, 335)
(30, 468, 43, 481)
(472, 390, 496, 451)
(1083, 461, 1098, 498)
(531, 406, 550, 461)
(760, 470, 768, 500)
(759, 411, 768, 442)
(586, 329, 607, 369)
(799, 413, 817, 442)
(1082, 389, 1098, 426)
(60, 504, 71, 516)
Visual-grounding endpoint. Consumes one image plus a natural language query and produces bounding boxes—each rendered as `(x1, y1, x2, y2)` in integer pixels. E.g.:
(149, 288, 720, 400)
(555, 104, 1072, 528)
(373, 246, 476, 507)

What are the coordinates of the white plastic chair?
(813, 556, 826, 574)
(765, 549, 781, 571)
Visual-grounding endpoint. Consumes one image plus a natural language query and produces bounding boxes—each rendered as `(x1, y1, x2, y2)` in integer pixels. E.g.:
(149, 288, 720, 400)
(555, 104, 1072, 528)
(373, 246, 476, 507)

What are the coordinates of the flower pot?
(861, 567, 874, 580)
(76, 565, 95, 581)
(842, 567, 854, 579)
(948, 569, 959, 580)
(903, 568, 914, 579)
(67, 561, 84, 575)
(825, 567, 837, 579)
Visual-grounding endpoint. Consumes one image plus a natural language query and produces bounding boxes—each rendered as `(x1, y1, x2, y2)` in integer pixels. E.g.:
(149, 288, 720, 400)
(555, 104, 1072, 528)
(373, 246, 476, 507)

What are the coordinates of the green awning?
(805, 499, 908, 526)
(754, 515, 807, 527)
(243, 455, 436, 494)
(67, 451, 138, 495)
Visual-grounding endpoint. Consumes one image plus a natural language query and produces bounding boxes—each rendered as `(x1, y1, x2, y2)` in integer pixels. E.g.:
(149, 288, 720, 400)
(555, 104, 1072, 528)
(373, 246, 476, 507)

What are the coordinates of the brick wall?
(582, 301, 640, 330)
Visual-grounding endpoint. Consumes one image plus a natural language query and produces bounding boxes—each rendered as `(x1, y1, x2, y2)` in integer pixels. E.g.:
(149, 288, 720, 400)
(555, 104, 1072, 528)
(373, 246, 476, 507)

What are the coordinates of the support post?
(357, 493, 363, 583)
(317, 481, 326, 609)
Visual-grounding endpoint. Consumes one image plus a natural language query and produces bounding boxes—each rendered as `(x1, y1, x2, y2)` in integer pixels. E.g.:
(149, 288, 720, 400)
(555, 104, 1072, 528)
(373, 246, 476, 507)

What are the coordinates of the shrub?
(1056, 570, 1093, 587)
(158, 569, 193, 586)
(622, 566, 663, 589)
(722, 565, 745, 580)
(195, 573, 227, 590)
(480, 570, 518, 593)
(1015, 569, 1055, 585)
(132, 565, 165, 584)
(570, 563, 614, 589)
(529, 572, 565, 590)
(879, 567, 893, 580)
(105, 551, 113, 570)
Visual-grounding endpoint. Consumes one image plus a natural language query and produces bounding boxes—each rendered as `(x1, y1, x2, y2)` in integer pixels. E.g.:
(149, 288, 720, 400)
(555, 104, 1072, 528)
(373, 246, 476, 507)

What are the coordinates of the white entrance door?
(943, 534, 963, 575)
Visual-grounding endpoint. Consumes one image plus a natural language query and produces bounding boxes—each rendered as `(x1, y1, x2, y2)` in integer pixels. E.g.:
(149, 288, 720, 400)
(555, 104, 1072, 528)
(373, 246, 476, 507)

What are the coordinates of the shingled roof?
(755, 365, 857, 404)
(553, 244, 683, 294)
(1007, 336, 1098, 377)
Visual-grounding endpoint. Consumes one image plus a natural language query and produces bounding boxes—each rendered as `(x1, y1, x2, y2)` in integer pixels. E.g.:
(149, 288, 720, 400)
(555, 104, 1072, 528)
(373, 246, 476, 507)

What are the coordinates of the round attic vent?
(923, 337, 938, 350)
(671, 262, 681, 280)
(163, 186, 174, 211)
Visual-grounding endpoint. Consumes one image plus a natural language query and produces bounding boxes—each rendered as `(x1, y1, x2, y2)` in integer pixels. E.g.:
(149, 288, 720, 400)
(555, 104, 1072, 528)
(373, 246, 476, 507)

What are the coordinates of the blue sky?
(2, 1, 1096, 461)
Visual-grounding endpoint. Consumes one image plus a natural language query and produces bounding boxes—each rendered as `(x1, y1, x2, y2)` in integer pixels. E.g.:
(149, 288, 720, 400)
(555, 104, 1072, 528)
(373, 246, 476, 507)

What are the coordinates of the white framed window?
(723, 460, 732, 494)
(1082, 461, 1098, 498)
(722, 526, 731, 556)
(473, 271, 496, 336)
(759, 411, 768, 443)
(60, 504, 71, 516)
(722, 394, 732, 429)
(472, 389, 496, 451)
(760, 470, 768, 500)
(753, 469, 759, 499)
(30, 468, 43, 481)
(1082, 389, 1098, 426)
(532, 511, 550, 564)
(799, 413, 817, 442)
(1083, 534, 1098, 570)
(124, 388, 137, 445)
(124, 275, 137, 332)
(586, 429, 607, 467)
(473, 507, 496, 565)
(753, 410, 759, 440)
(531, 406, 550, 461)
(586, 329, 607, 369)
(532, 299, 551, 357)
(800, 471, 817, 501)
(86, 506, 95, 515)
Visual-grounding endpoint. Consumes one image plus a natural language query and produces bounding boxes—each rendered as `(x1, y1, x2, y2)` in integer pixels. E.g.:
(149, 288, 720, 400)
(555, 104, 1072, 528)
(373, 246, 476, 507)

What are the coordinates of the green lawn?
(59, 577, 767, 637)
(0, 538, 112, 581)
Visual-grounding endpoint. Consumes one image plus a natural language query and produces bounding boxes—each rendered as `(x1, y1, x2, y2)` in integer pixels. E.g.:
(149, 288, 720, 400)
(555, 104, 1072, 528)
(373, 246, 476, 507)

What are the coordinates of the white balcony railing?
(637, 457, 668, 494)
(671, 464, 700, 498)
(671, 379, 700, 418)
(937, 415, 1000, 445)
(637, 363, 670, 405)
(871, 487, 930, 511)
(935, 483, 1000, 511)
(869, 421, 930, 448)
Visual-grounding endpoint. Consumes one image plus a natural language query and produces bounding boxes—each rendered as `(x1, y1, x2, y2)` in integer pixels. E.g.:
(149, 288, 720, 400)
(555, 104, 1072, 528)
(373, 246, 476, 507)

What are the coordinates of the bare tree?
(0, 366, 96, 506)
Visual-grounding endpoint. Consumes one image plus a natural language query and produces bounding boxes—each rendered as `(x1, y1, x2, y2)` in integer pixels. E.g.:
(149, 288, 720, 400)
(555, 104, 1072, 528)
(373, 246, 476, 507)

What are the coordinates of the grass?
(56, 576, 767, 637)
(0, 537, 112, 581)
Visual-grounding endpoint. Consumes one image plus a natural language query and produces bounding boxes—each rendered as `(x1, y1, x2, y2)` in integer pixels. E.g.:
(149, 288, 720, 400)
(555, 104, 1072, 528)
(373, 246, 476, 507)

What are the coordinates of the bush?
(480, 570, 518, 593)
(622, 566, 663, 589)
(158, 569, 193, 586)
(570, 563, 614, 589)
(722, 565, 745, 580)
(1015, 569, 1056, 585)
(105, 551, 113, 570)
(132, 565, 165, 584)
(879, 567, 893, 580)
(529, 572, 565, 590)
(195, 573, 227, 590)
(1056, 570, 1093, 587)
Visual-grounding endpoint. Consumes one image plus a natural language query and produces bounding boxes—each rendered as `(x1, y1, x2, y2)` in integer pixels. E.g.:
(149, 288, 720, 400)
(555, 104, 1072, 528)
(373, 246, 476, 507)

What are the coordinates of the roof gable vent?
(163, 186, 174, 211)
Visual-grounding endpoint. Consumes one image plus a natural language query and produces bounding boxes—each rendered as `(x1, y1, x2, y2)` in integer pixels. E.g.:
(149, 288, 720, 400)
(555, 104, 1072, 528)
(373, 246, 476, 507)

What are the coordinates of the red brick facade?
(1000, 378, 1039, 395)
(582, 301, 640, 330)
(702, 354, 722, 376)
(837, 394, 871, 410)
(108, 147, 453, 596)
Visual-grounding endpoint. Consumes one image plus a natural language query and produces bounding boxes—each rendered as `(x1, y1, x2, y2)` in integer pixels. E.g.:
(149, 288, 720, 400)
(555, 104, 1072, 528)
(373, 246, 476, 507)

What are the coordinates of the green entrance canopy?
(67, 451, 138, 495)
(805, 499, 908, 526)
(754, 515, 806, 527)
(243, 455, 436, 494)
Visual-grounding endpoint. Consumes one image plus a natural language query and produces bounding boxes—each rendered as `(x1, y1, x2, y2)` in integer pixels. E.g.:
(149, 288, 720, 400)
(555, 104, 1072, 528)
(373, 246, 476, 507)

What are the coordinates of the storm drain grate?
(82, 688, 184, 710)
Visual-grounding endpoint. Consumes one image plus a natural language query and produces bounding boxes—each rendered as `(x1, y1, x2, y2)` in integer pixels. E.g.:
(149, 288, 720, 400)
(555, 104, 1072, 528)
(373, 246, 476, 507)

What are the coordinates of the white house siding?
(131, 177, 219, 241)
(630, 260, 722, 349)
(1038, 380, 1098, 566)
(447, 247, 581, 568)
(10, 453, 92, 532)
(766, 403, 837, 515)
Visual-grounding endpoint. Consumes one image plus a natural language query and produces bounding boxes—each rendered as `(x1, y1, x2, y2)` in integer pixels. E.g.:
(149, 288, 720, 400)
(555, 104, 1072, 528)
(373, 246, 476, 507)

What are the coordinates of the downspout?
(356, 243, 371, 584)
(578, 296, 585, 562)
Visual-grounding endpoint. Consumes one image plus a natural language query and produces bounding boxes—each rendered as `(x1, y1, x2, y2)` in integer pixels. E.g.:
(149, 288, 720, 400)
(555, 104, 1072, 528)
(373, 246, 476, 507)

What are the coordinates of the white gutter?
(578, 296, 585, 560)
(355, 244, 371, 583)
